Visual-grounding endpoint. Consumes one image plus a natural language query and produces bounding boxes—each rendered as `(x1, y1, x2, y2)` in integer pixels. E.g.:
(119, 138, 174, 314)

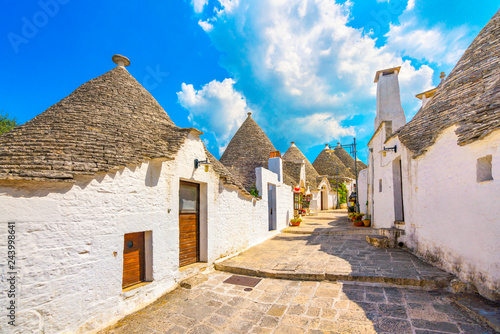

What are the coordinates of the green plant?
(290, 218, 302, 224)
(0, 111, 17, 135)
(249, 184, 259, 198)
(331, 181, 347, 204)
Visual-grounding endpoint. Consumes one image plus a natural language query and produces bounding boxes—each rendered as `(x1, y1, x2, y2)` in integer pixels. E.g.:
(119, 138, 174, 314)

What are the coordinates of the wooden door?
(122, 232, 145, 289)
(179, 181, 200, 267)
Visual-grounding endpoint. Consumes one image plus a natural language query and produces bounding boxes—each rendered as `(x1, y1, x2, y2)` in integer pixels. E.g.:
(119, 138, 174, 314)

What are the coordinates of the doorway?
(392, 159, 404, 222)
(122, 232, 145, 289)
(268, 183, 277, 231)
(179, 181, 200, 267)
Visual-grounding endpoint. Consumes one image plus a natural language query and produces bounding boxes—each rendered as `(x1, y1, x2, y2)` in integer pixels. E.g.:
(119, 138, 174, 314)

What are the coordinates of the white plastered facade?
(0, 132, 293, 333)
(367, 124, 500, 301)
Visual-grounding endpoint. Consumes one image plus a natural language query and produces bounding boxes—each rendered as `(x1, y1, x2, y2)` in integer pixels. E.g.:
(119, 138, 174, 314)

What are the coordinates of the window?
(379, 179, 382, 192)
(477, 155, 493, 182)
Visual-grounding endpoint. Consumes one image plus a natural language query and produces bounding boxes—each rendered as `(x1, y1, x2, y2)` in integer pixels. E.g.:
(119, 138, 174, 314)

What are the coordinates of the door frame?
(179, 181, 200, 267)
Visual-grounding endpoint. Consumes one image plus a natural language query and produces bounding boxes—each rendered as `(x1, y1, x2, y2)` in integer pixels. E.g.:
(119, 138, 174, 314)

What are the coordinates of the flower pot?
(362, 219, 371, 227)
(353, 220, 363, 226)
(290, 221, 301, 226)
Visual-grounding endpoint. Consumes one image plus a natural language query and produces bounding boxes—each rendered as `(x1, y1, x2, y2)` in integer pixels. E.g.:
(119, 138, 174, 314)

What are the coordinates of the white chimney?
(268, 157, 283, 183)
(112, 54, 131, 68)
(374, 66, 406, 131)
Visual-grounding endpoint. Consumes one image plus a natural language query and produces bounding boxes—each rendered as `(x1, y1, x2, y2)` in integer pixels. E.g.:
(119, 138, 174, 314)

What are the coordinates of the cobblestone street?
(100, 211, 497, 333)
(100, 271, 494, 334)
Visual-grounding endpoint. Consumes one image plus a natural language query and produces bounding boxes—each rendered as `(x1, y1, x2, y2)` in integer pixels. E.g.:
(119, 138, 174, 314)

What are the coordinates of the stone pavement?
(100, 210, 497, 333)
(216, 211, 453, 288)
(282, 210, 377, 235)
(100, 271, 495, 334)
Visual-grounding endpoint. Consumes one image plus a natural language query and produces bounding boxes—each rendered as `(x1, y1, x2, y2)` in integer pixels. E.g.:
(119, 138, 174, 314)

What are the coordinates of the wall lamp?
(194, 159, 211, 172)
(381, 145, 397, 157)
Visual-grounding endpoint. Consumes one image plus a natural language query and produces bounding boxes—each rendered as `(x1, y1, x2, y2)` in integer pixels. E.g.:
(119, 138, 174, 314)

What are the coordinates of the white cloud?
(406, 0, 415, 11)
(184, 0, 474, 159)
(177, 79, 249, 150)
(385, 20, 470, 65)
(198, 20, 214, 32)
(191, 0, 208, 14)
(283, 113, 356, 146)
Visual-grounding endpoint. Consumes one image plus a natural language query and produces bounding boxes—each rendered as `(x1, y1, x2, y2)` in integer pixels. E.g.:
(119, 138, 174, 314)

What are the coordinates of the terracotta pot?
(353, 220, 363, 226)
(363, 220, 371, 227)
(290, 221, 301, 226)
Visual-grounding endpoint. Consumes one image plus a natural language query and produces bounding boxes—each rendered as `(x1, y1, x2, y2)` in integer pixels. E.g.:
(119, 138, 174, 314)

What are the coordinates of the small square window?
(379, 179, 383, 192)
(477, 155, 493, 182)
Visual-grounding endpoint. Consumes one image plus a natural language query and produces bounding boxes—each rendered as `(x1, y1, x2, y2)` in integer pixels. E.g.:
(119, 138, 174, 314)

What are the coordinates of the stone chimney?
(374, 66, 406, 131)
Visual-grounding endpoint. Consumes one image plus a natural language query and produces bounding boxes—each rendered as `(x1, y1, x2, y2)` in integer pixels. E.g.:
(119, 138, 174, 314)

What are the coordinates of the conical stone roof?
(0, 66, 193, 182)
(333, 145, 367, 177)
(0, 65, 247, 196)
(396, 10, 500, 156)
(283, 142, 320, 190)
(220, 113, 277, 190)
(313, 145, 354, 180)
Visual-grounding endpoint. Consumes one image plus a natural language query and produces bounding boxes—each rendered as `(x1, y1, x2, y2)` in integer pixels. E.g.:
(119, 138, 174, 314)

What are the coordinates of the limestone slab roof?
(219, 113, 278, 190)
(395, 10, 500, 156)
(283, 143, 320, 190)
(313, 147, 354, 180)
(0, 67, 195, 182)
(282, 161, 302, 187)
(204, 148, 250, 195)
(0, 65, 249, 195)
(333, 145, 367, 176)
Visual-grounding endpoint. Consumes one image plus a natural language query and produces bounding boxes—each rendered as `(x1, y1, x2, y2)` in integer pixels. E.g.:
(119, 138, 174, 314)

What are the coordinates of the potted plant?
(352, 212, 364, 226)
(362, 215, 371, 227)
(290, 217, 302, 226)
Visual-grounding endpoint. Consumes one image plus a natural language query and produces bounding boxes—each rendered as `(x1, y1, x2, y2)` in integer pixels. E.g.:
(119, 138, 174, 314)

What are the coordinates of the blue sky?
(1, 1, 498, 163)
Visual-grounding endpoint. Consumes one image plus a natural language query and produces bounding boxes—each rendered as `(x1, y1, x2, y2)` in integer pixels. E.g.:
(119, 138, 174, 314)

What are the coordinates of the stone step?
(214, 264, 454, 290)
(180, 273, 209, 289)
(366, 234, 390, 248)
(394, 220, 405, 230)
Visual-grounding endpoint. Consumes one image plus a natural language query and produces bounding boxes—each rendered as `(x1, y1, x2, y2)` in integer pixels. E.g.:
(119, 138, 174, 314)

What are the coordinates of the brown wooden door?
(179, 181, 200, 267)
(122, 232, 145, 289)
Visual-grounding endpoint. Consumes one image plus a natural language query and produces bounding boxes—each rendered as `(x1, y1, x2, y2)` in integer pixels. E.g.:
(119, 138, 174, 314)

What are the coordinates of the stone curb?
(214, 263, 454, 290)
(282, 228, 376, 235)
(448, 294, 500, 332)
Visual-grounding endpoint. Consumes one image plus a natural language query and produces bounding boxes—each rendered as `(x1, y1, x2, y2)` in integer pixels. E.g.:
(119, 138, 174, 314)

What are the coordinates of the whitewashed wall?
(368, 125, 500, 301)
(358, 169, 368, 215)
(0, 132, 294, 333)
(368, 122, 401, 229)
(403, 127, 500, 301)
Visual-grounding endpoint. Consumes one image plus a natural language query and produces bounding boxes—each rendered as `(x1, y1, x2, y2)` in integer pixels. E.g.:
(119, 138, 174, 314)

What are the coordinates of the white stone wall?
(368, 122, 402, 229)
(0, 133, 294, 333)
(368, 125, 500, 301)
(358, 169, 368, 215)
(403, 127, 500, 301)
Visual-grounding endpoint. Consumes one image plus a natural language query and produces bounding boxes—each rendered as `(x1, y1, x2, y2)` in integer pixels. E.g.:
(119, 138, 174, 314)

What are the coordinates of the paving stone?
(287, 304, 306, 315)
(274, 325, 305, 334)
(411, 319, 460, 333)
(377, 318, 412, 333)
(267, 304, 287, 317)
(188, 324, 215, 334)
(378, 303, 408, 318)
(259, 316, 280, 328)
(98, 212, 494, 334)
(281, 314, 310, 327)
